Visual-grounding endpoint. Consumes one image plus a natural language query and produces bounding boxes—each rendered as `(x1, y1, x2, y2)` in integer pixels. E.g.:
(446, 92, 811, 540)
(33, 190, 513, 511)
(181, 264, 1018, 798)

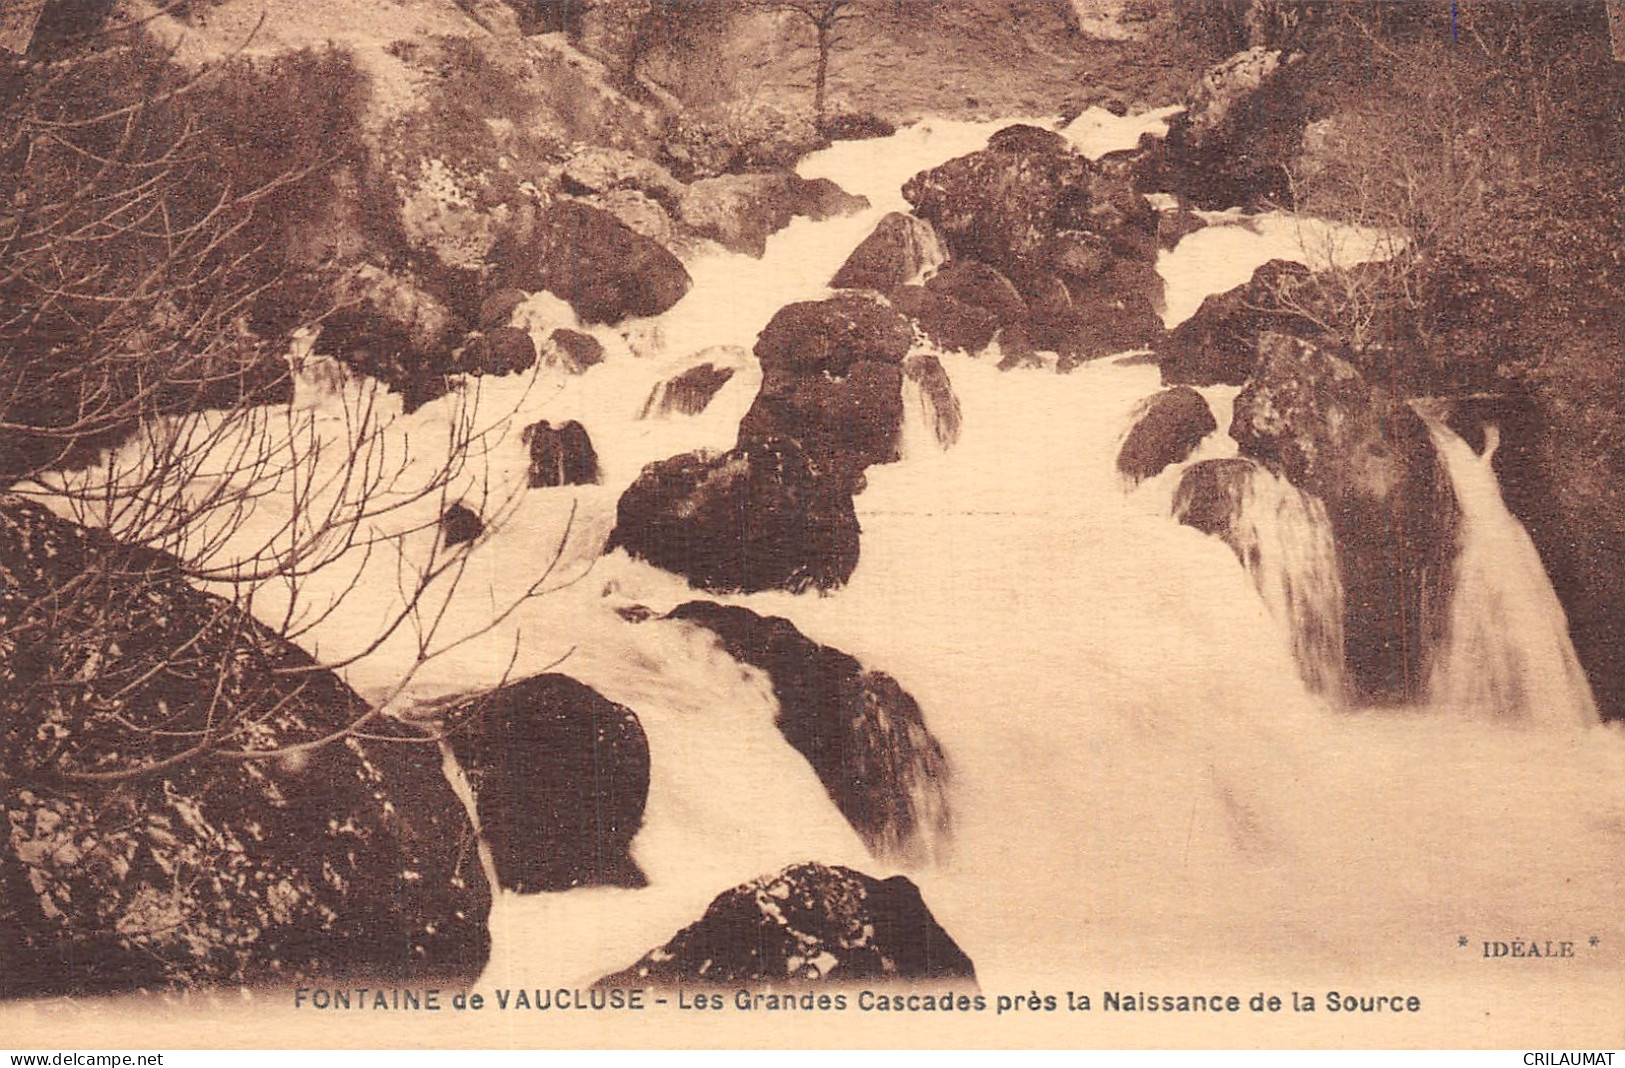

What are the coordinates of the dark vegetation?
(0, 19, 546, 995)
(0, 38, 370, 483)
(1162, 1, 1625, 718)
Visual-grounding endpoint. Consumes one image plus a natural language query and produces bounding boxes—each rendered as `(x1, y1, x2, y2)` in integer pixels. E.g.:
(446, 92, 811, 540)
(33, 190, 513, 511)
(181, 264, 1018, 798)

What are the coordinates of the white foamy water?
(1420, 416, 1600, 728)
(25, 111, 1625, 1001)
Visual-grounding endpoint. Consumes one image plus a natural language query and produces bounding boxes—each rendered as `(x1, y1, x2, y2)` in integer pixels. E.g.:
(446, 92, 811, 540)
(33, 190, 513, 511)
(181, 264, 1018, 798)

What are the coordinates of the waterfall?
(23, 111, 1625, 1006)
(638, 362, 737, 419)
(1420, 415, 1599, 727)
(1173, 458, 1349, 703)
(899, 352, 962, 455)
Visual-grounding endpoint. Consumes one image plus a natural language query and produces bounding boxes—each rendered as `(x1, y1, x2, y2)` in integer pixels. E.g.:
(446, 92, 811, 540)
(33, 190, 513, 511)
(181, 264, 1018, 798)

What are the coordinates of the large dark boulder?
(899, 125, 1167, 368)
(523, 419, 600, 488)
(0, 497, 491, 997)
(903, 124, 1160, 287)
(1231, 333, 1458, 702)
(1077, 164, 1162, 265)
(923, 260, 1029, 330)
(608, 436, 860, 595)
(679, 173, 868, 257)
(441, 675, 649, 894)
(1118, 386, 1217, 482)
(986, 122, 1069, 155)
(1157, 259, 1317, 386)
(639, 362, 737, 419)
(496, 201, 691, 324)
(890, 285, 999, 355)
(1049, 258, 1168, 368)
(455, 326, 537, 377)
(902, 133, 1095, 279)
(440, 501, 484, 547)
(753, 292, 915, 373)
(740, 362, 905, 476)
(477, 287, 529, 331)
(1172, 457, 1259, 539)
(667, 602, 951, 862)
(742, 294, 914, 473)
(595, 862, 975, 988)
(830, 212, 945, 291)
(548, 328, 605, 373)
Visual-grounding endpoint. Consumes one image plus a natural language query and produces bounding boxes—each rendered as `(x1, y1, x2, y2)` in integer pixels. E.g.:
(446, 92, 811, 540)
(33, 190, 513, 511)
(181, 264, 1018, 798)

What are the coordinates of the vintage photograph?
(1, 0, 1621, 1050)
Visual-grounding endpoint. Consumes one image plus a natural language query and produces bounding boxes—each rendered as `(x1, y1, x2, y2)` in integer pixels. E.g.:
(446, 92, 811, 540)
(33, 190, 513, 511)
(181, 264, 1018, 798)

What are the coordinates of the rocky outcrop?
(890, 285, 999, 355)
(0, 497, 490, 997)
(1152, 47, 1314, 210)
(1172, 457, 1258, 539)
(455, 325, 537, 376)
(547, 328, 605, 373)
(902, 133, 1095, 281)
(739, 294, 914, 474)
(608, 436, 860, 595)
(639, 362, 737, 419)
(523, 419, 600, 488)
(1231, 333, 1458, 701)
(830, 212, 946, 291)
(750, 294, 914, 374)
(440, 501, 484, 547)
(902, 125, 1164, 367)
(923, 261, 1029, 331)
(596, 862, 975, 988)
(679, 173, 868, 257)
(560, 145, 685, 211)
(1047, 260, 1167, 369)
(494, 201, 691, 324)
(477, 287, 529, 331)
(311, 266, 463, 407)
(667, 602, 951, 863)
(662, 103, 825, 179)
(1117, 386, 1217, 483)
(587, 188, 676, 245)
(1157, 259, 1317, 386)
(442, 675, 649, 894)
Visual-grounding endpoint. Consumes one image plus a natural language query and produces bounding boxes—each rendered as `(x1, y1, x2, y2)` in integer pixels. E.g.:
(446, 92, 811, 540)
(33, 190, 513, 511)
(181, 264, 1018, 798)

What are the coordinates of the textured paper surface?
(3, 6, 1623, 1052)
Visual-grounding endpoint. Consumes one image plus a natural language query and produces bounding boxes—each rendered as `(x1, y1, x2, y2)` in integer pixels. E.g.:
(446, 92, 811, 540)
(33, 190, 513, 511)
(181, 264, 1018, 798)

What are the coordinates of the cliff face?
(640, 0, 1201, 125)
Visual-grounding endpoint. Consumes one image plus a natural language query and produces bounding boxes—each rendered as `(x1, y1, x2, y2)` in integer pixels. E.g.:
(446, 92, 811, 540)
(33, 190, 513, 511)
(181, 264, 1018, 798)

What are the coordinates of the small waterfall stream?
(1420, 416, 1600, 727)
(1172, 458, 1349, 702)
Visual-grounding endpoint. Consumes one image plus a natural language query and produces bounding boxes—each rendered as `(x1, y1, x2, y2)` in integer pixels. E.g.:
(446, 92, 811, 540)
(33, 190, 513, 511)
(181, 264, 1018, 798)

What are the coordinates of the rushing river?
(36, 107, 1625, 1001)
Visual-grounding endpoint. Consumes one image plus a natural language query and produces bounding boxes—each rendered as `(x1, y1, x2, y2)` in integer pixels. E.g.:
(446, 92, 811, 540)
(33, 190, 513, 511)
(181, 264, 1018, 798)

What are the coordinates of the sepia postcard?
(1, 0, 1622, 1051)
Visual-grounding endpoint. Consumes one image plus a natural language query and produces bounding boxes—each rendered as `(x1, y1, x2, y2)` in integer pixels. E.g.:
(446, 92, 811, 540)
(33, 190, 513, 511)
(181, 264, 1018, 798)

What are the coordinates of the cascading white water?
(1171, 459, 1349, 702)
(26, 107, 1625, 1003)
(899, 354, 963, 457)
(1420, 415, 1600, 727)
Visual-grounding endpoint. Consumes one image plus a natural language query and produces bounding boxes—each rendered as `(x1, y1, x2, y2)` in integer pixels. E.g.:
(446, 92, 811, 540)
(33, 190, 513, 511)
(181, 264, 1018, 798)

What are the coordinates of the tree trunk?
(814, 23, 831, 130)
